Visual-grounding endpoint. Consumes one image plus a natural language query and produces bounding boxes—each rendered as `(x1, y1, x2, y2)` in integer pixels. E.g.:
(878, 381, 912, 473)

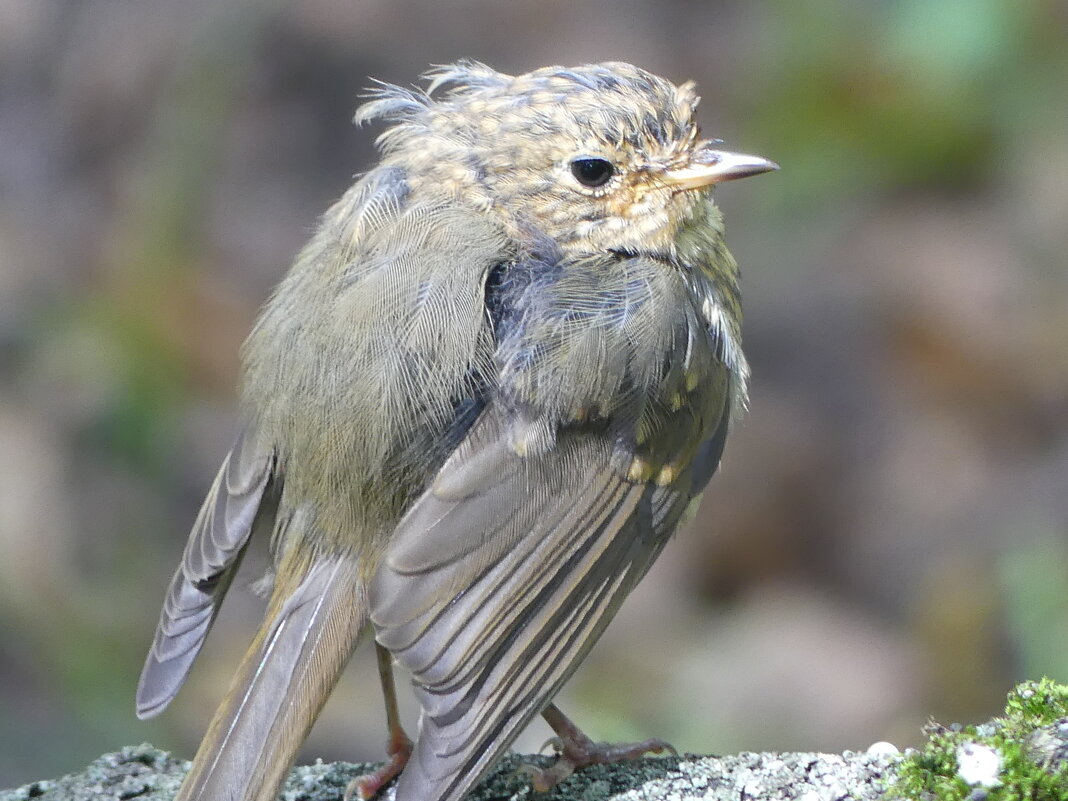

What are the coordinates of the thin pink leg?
(345, 645, 414, 800)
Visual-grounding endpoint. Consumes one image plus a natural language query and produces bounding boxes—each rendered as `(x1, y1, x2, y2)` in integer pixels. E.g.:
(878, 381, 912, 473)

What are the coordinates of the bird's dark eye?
(570, 158, 615, 188)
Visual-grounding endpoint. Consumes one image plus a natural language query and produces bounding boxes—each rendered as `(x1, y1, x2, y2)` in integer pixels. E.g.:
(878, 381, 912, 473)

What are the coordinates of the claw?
(516, 758, 577, 793)
(539, 736, 564, 755)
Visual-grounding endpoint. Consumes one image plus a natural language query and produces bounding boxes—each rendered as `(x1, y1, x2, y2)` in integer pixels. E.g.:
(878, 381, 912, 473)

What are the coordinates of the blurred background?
(2, 0, 1067, 789)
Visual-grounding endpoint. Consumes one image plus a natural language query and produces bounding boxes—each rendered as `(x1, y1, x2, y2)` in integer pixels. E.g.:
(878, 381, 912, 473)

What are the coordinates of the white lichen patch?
(955, 742, 1002, 787)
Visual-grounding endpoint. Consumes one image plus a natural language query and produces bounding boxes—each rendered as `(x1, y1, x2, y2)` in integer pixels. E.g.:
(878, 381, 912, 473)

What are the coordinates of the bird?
(135, 60, 777, 801)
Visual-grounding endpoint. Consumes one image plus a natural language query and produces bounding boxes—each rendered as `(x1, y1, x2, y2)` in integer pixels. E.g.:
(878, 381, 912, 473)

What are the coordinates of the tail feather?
(176, 551, 365, 801)
(137, 433, 275, 720)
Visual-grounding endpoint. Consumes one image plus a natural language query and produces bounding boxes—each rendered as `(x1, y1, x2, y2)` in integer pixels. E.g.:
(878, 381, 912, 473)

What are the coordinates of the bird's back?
(241, 166, 511, 552)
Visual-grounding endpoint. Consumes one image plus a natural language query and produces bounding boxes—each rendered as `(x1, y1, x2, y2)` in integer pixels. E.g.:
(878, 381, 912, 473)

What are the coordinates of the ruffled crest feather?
(352, 79, 429, 128)
(423, 59, 513, 97)
(354, 61, 515, 129)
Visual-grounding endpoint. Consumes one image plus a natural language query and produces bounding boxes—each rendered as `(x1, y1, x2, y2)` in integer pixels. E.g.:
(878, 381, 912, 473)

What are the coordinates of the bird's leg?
(521, 702, 677, 792)
(345, 644, 414, 800)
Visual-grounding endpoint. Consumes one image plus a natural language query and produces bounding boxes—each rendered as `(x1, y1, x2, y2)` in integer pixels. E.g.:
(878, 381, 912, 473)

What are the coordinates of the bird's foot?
(520, 725, 676, 792)
(344, 730, 413, 800)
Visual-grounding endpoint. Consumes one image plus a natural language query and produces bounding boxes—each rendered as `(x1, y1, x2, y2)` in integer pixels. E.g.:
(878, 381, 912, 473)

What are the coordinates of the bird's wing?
(370, 391, 731, 801)
(370, 252, 736, 801)
(136, 430, 276, 718)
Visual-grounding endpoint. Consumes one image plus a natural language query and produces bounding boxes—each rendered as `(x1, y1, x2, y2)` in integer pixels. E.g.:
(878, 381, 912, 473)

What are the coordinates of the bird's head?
(355, 61, 776, 258)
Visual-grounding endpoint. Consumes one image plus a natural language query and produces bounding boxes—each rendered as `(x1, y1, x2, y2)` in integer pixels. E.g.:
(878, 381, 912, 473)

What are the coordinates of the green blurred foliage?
(751, 0, 1066, 201)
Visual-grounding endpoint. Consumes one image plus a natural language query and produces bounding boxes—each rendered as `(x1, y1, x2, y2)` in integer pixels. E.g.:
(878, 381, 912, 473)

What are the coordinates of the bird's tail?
(176, 549, 366, 801)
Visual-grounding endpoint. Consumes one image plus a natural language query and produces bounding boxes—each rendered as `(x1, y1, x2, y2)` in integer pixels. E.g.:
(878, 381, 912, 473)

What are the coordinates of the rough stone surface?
(0, 744, 901, 801)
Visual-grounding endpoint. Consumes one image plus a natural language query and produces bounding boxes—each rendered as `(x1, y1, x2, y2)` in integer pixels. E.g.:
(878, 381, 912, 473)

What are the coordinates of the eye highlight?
(570, 157, 615, 188)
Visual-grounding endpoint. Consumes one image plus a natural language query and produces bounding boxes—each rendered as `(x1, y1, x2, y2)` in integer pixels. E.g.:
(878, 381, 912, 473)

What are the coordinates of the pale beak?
(662, 147, 779, 190)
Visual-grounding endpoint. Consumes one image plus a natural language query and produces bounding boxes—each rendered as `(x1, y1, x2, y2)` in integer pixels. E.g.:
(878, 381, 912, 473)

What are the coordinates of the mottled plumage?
(137, 60, 775, 801)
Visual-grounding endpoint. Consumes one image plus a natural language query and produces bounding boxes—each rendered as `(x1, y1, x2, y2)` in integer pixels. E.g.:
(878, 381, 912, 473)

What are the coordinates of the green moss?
(890, 679, 1068, 800)
(1003, 679, 1068, 731)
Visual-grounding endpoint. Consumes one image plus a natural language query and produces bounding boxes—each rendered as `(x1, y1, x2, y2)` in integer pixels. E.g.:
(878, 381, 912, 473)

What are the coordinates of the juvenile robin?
(137, 60, 777, 801)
